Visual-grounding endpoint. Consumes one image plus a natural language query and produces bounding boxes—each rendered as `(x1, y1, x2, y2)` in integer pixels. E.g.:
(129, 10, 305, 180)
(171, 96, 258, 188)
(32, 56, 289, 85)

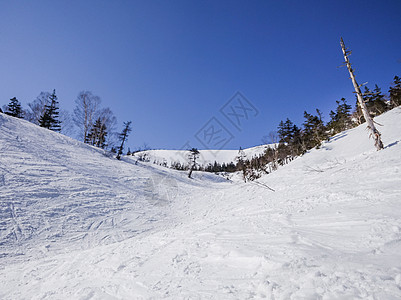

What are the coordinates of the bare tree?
(340, 38, 383, 150)
(73, 91, 101, 142)
(59, 110, 75, 137)
(26, 92, 51, 124)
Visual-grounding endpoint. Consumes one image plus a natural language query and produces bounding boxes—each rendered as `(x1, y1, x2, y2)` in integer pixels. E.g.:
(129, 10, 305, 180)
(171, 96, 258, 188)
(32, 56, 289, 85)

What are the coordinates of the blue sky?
(1, 0, 400, 150)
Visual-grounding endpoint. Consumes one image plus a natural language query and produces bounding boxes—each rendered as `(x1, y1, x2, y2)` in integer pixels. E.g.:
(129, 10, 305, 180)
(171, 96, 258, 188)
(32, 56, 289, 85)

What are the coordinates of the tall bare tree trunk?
(340, 38, 383, 150)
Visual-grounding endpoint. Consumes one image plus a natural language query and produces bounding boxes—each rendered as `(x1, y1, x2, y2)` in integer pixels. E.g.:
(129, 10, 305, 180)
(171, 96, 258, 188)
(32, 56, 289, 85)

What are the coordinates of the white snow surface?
(1, 108, 401, 299)
(132, 145, 271, 168)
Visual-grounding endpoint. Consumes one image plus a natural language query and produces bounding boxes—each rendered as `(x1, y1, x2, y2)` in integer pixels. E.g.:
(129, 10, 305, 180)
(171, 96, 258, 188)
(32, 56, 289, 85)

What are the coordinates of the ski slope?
(0, 108, 401, 299)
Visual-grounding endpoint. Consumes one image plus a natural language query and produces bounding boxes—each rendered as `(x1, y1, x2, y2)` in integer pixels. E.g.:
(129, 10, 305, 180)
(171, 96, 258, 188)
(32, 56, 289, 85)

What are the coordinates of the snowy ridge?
(1, 108, 401, 299)
(132, 145, 271, 168)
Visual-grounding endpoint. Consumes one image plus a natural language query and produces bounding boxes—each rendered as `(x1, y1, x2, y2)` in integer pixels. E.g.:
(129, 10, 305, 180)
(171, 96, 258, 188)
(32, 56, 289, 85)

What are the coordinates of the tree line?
(133, 75, 400, 181)
(3, 74, 399, 166)
(236, 75, 401, 181)
(1, 90, 132, 158)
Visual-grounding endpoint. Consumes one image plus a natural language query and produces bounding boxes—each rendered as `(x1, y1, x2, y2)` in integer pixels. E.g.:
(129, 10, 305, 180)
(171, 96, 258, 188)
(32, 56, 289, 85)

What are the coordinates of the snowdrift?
(0, 108, 401, 299)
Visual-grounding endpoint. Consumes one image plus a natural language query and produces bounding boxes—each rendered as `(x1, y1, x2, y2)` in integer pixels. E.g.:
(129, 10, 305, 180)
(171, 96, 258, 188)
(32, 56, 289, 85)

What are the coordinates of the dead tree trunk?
(340, 38, 383, 150)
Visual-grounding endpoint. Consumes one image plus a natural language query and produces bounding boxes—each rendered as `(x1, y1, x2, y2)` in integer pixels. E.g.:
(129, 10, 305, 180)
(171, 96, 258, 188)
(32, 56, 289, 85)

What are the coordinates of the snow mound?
(1, 108, 401, 299)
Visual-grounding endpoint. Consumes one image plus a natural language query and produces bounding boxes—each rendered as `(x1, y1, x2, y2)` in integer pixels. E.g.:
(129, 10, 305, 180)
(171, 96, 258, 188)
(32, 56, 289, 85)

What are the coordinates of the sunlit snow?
(1, 108, 401, 299)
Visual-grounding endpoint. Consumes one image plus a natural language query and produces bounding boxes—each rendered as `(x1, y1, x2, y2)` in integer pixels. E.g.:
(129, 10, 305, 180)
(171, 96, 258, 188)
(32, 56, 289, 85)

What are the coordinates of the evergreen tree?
(327, 98, 353, 134)
(116, 121, 132, 160)
(277, 118, 294, 145)
(5, 97, 23, 118)
(39, 89, 61, 131)
(188, 148, 200, 178)
(212, 161, 221, 173)
(302, 109, 326, 149)
(290, 124, 304, 155)
(226, 162, 237, 172)
(369, 85, 388, 116)
(86, 117, 108, 148)
(277, 118, 305, 160)
(389, 75, 401, 108)
(235, 147, 247, 182)
(356, 85, 387, 121)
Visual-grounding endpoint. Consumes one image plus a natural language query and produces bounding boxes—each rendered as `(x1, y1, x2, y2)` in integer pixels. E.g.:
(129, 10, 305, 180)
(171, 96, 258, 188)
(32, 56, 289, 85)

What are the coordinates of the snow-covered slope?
(0, 114, 224, 263)
(132, 145, 270, 168)
(1, 108, 401, 299)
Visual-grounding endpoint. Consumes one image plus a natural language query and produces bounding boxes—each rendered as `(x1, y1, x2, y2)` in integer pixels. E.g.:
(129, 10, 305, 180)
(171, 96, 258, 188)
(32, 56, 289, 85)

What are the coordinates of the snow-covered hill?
(0, 114, 224, 263)
(132, 145, 271, 168)
(1, 108, 401, 299)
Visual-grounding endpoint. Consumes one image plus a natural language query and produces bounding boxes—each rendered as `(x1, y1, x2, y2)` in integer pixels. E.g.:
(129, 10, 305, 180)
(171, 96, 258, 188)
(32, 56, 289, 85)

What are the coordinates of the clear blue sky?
(1, 0, 400, 150)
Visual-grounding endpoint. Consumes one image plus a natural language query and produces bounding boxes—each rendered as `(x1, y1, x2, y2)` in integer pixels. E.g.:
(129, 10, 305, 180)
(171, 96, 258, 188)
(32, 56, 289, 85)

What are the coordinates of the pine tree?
(5, 97, 23, 118)
(235, 147, 247, 182)
(86, 117, 108, 148)
(359, 85, 388, 118)
(327, 98, 353, 134)
(353, 85, 387, 123)
(290, 124, 304, 155)
(302, 109, 326, 149)
(277, 118, 294, 145)
(116, 121, 132, 160)
(39, 90, 61, 131)
(277, 119, 303, 158)
(188, 148, 200, 178)
(212, 161, 221, 173)
(371, 85, 388, 115)
(389, 75, 401, 108)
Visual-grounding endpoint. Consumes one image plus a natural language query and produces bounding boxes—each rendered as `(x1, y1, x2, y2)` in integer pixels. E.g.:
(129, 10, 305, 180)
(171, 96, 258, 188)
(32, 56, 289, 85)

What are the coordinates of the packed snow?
(0, 108, 401, 299)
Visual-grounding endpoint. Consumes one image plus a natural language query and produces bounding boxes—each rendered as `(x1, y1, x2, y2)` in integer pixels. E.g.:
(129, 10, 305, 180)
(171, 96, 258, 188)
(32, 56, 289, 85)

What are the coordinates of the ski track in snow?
(0, 108, 401, 299)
